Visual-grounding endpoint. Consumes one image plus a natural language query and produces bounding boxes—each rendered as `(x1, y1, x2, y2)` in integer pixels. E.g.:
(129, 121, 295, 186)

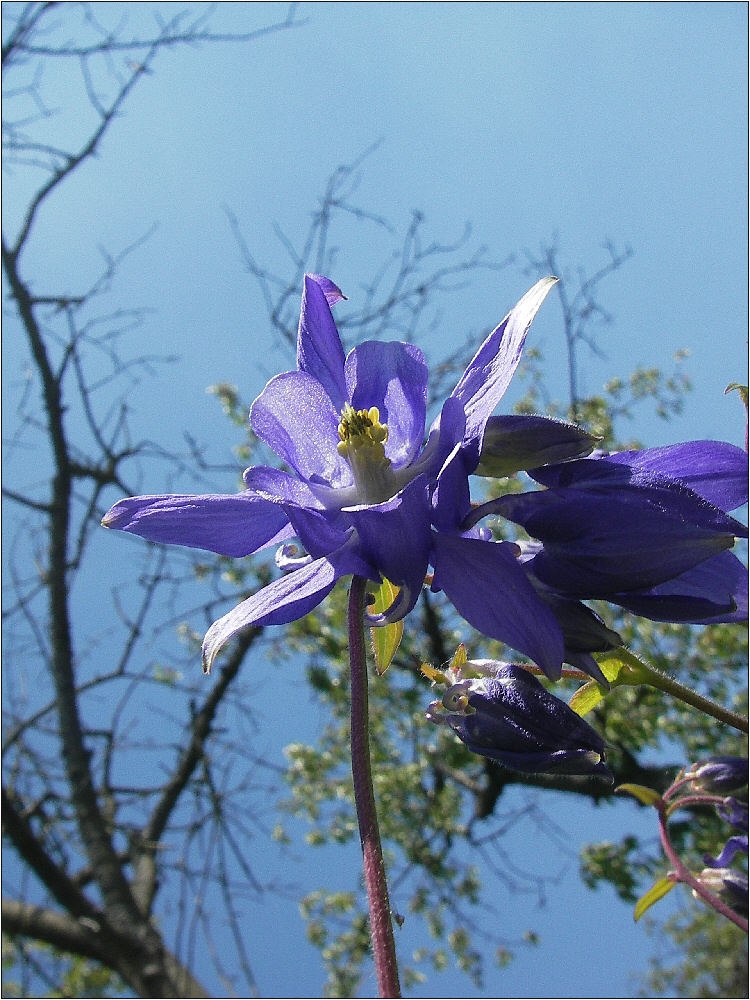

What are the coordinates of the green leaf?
(569, 655, 630, 716)
(449, 643, 468, 670)
(725, 382, 749, 411)
(369, 578, 403, 675)
(634, 876, 676, 921)
(593, 649, 657, 689)
(595, 655, 633, 684)
(569, 680, 607, 717)
(616, 783, 664, 807)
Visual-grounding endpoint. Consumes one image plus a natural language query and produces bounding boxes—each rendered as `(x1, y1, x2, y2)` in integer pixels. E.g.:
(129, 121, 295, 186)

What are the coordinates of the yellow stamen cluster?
(337, 404, 390, 465)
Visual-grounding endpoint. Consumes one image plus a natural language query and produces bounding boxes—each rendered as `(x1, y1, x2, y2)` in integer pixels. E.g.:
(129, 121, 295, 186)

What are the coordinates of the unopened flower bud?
(688, 756, 748, 794)
(427, 660, 611, 779)
(475, 414, 598, 478)
(695, 868, 748, 919)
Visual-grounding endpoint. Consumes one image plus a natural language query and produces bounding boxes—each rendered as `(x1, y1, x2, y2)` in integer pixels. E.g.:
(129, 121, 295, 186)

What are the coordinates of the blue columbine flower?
(102, 273, 748, 675)
(425, 658, 611, 778)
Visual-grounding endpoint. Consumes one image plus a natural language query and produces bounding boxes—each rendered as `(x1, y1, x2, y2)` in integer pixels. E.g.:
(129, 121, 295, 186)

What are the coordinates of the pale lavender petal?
(345, 341, 428, 467)
(250, 371, 351, 487)
(243, 465, 323, 506)
(102, 492, 293, 557)
(431, 533, 565, 679)
(202, 556, 339, 672)
(450, 278, 557, 469)
(296, 274, 348, 410)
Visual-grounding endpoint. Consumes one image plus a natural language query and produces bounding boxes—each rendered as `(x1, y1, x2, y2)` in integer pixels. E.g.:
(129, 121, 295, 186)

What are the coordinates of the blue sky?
(10, 2, 746, 453)
(3, 2, 747, 997)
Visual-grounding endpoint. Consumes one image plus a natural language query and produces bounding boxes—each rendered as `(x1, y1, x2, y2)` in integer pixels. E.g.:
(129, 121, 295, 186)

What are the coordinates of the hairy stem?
(613, 648, 748, 734)
(348, 577, 401, 998)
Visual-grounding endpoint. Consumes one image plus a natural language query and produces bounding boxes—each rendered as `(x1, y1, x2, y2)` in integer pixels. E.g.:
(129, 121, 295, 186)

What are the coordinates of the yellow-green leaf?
(569, 654, 636, 717)
(421, 663, 445, 684)
(594, 656, 629, 685)
(369, 578, 403, 675)
(634, 876, 676, 921)
(616, 783, 663, 807)
(725, 382, 749, 410)
(449, 644, 468, 670)
(569, 680, 607, 717)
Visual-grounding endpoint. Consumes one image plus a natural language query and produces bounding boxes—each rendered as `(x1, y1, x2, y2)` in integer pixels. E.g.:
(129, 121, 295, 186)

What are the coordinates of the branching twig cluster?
(2, 5, 302, 996)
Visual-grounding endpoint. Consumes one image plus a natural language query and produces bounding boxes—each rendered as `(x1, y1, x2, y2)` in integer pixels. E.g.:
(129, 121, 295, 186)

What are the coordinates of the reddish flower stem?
(657, 805, 748, 932)
(348, 576, 402, 998)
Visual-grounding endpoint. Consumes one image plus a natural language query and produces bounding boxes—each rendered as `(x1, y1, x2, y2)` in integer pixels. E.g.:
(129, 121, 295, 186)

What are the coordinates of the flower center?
(337, 404, 394, 504)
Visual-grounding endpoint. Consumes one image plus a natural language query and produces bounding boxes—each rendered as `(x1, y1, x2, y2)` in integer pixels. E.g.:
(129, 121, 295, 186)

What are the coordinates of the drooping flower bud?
(426, 660, 611, 779)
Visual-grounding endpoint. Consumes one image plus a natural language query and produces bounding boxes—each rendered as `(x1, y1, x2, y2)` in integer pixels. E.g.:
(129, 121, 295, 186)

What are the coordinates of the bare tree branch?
(2, 6, 299, 995)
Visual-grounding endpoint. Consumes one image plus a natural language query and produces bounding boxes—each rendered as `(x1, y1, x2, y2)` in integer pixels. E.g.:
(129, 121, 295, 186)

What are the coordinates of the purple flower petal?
(704, 835, 749, 869)
(243, 465, 323, 505)
(284, 507, 356, 563)
(414, 395, 467, 486)
(345, 476, 432, 618)
(430, 533, 565, 679)
(306, 273, 347, 306)
(485, 747, 612, 776)
(564, 652, 611, 687)
(430, 433, 471, 532)
(344, 341, 428, 468)
(602, 441, 749, 512)
(489, 490, 738, 596)
(244, 465, 373, 568)
(431, 663, 610, 778)
(202, 554, 341, 672)
(250, 371, 351, 487)
(699, 868, 749, 917)
(296, 274, 347, 410)
(450, 278, 557, 469)
(690, 758, 749, 795)
(527, 459, 747, 537)
(611, 551, 748, 623)
(719, 797, 749, 830)
(528, 592, 620, 685)
(102, 492, 293, 557)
